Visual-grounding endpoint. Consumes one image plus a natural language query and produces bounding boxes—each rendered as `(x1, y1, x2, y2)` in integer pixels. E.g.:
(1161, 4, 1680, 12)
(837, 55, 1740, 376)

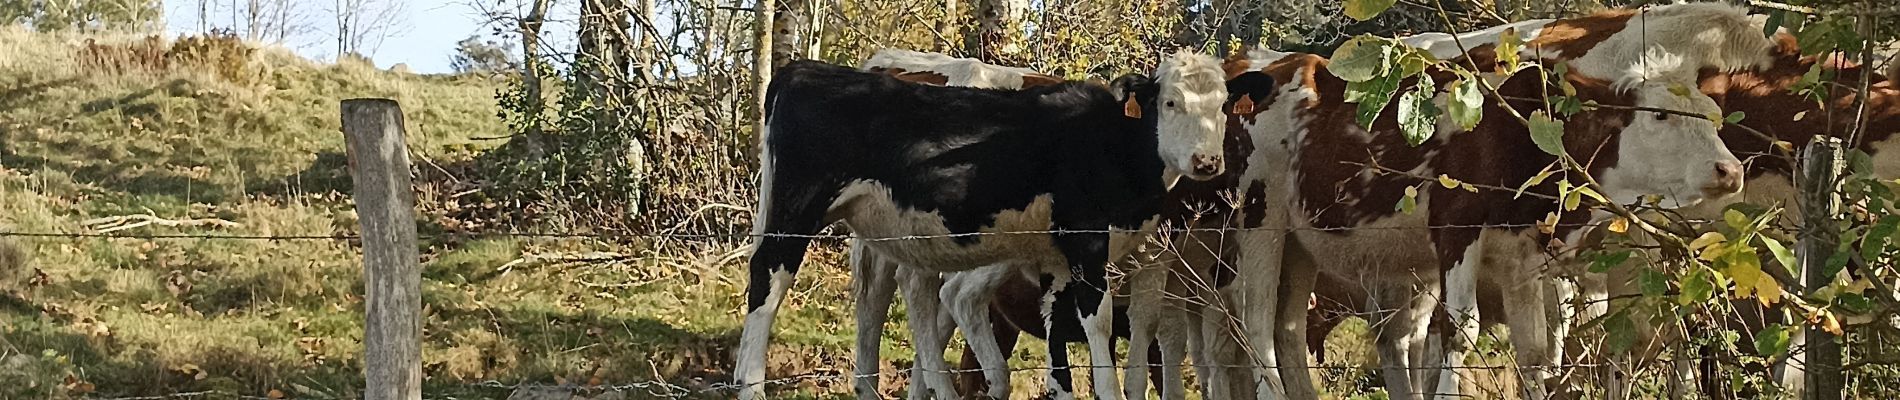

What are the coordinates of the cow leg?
(1373, 277, 1434, 400)
(736, 170, 828, 399)
(1276, 257, 1320, 400)
(1503, 276, 1553, 400)
(850, 239, 898, 400)
(1156, 305, 1191, 400)
(1232, 229, 1287, 400)
(957, 307, 1021, 396)
(1042, 274, 1079, 400)
(1124, 257, 1166, 400)
(1434, 239, 1484, 400)
(1050, 228, 1124, 400)
(942, 265, 1013, 399)
(900, 268, 957, 399)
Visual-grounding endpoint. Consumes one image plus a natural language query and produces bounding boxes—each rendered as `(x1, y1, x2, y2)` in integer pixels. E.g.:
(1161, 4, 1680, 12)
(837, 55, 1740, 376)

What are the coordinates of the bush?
(450, 35, 517, 76)
(168, 29, 259, 85)
(74, 35, 168, 76)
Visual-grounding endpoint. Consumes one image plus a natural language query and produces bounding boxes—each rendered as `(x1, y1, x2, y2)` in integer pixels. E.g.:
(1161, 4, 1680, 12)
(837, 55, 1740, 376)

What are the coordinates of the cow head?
(1130, 50, 1231, 182)
(1594, 51, 1744, 208)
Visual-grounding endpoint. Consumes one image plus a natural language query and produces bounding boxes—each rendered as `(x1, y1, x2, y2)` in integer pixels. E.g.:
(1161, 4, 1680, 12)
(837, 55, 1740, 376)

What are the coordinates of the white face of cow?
(1151, 51, 1231, 182)
(1598, 80, 1745, 208)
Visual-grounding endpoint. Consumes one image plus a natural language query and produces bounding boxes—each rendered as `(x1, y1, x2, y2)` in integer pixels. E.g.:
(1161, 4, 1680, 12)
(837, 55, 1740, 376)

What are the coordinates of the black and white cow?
(736, 51, 1235, 400)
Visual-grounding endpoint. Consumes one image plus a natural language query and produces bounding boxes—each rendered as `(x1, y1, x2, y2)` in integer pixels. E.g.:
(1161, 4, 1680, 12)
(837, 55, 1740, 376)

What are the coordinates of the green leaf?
(1668, 84, 1693, 98)
(1754, 324, 1791, 357)
(1680, 268, 1716, 305)
(1396, 52, 1431, 78)
(1724, 209, 1752, 232)
(1760, 236, 1797, 277)
(1515, 164, 1557, 199)
(1448, 78, 1483, 130)
(1398, 74, 1440, 146)
(1605, 311, 1637, 353)
(1343, 0, 1397, 21)
(1497, 28, 1523, 71)
(1638, 268, 1670, 297)
(1837, 293, 1875, 314)
(1528, 111, 1565, 156)
(1861, 215, 1899, 262)
(1763, 10, 1786, 38)
(1347, 74, 1401, 129)
(1397, 185, 1419, 214)
(1588, 249, 1633, 273)
(1724, 111, 1747, 124)
(1850, 150, 1875, 177)
(1330, 35, 1391, 83)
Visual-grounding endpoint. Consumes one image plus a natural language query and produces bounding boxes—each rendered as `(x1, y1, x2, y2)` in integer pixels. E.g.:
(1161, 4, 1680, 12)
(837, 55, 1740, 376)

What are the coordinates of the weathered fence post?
(342, 99, 423, 400)
(1798, 136, 1845, 400)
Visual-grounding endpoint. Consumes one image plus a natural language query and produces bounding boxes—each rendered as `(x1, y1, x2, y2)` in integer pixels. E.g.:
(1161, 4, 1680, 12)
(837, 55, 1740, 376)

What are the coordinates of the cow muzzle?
(1700, 160, 1744, 199)
(1188, 154, 1224, 180)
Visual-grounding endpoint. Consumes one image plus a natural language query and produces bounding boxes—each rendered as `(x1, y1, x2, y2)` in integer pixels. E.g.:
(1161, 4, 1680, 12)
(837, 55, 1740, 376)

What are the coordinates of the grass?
(0, 26, 1508, 400)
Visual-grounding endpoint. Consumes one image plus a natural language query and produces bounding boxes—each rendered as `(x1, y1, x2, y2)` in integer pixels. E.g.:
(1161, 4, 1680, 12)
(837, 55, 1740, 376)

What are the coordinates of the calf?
(1572, 29, 1900, 399)
(1151, 5, 1767, 400)
(737, 52, 1232, 400)
(851, 49, 1279, 399)
(847, 48, 1073, 400)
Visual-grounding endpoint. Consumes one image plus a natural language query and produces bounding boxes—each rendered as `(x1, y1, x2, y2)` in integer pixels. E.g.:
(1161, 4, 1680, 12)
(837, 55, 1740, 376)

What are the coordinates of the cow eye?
(1654, 112, 1670, 121)
(1165, 101, 1176, 108)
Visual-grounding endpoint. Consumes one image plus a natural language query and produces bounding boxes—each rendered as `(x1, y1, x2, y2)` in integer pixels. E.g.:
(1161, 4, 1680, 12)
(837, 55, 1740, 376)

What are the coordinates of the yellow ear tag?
(1232, 96, 1255, 115)
(1123, 97, 1142, 118)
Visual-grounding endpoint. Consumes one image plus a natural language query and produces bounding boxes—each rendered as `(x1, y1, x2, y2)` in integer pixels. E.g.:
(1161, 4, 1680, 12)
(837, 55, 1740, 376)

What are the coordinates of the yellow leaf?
(1700, 243, 1729, 261)
(1844, 277, 1874, 295)
(1822, 312, 1843, 335)
(268, 389, 286, 399)
(1775, 141, 1796, 153)
(1690, 232, 1728, 251)
(1607, 217, 1629, 233)
(1461, 182, 1479, 193)
(1438, 174, 1459, 189)
(1538, 212, 1560, 234)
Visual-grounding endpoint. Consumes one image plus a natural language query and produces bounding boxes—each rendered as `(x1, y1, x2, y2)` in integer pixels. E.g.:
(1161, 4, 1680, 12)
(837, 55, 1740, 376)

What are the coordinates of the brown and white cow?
(1137, 4, 1770, 400)
(1572, 28, 1900, 399)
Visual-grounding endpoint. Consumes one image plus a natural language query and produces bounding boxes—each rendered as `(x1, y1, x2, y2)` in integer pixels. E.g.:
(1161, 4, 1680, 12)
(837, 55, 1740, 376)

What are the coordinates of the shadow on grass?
(0, 78, 82, 113)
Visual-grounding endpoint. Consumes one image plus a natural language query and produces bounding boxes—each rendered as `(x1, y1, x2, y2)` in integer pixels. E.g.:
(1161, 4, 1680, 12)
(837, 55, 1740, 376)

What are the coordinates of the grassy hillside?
(0, 25, 946, 400)
(0, 27, 1400, 399)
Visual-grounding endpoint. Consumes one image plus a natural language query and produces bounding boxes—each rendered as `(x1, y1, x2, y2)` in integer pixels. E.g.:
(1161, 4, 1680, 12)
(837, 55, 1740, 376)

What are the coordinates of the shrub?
(74, 35, 169, 76)
(168, 29, 259, 85)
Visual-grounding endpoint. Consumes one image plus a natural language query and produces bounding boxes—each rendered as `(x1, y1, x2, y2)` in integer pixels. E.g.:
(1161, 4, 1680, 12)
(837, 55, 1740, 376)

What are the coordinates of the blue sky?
(161, 0, 577, 74)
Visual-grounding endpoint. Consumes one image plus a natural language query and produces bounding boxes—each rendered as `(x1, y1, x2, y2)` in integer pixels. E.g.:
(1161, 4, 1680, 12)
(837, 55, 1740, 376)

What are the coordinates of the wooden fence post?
(1798, 136, 1845, 400)
(343, 99, 423, 400)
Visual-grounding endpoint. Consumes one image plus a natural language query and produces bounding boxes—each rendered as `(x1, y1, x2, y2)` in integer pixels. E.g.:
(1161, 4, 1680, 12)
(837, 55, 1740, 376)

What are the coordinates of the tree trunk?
(517, 0, 552, 151)
(752, 0, 778, 151)
(935, 0, 959, 52)
(632, 0, 656, 82)
(964, 0, 1025, 63)
(771, 0, 807, 67)
(578, 0, 633, 107)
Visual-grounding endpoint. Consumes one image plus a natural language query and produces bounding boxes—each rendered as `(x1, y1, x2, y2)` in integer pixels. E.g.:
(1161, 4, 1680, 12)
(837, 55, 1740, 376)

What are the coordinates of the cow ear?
(1109, 73, 1155, 102)
(1226, 71, 1277, 114)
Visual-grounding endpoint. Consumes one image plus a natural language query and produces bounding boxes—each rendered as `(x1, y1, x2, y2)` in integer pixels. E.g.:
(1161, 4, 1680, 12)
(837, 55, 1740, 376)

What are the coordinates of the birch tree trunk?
(771, 0, 807, 67)
(752, 0, 778, 151)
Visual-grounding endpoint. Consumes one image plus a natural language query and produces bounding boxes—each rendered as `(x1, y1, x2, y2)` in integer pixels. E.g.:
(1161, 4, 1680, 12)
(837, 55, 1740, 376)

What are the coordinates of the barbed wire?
(83, 357, 1789, 400)
(0, 222, 1588, 242)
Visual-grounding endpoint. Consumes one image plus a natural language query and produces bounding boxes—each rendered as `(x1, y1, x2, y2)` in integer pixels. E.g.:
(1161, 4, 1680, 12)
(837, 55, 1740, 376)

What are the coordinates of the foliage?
(450, 35, 518, 76)
(0, 0, 159, 32)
